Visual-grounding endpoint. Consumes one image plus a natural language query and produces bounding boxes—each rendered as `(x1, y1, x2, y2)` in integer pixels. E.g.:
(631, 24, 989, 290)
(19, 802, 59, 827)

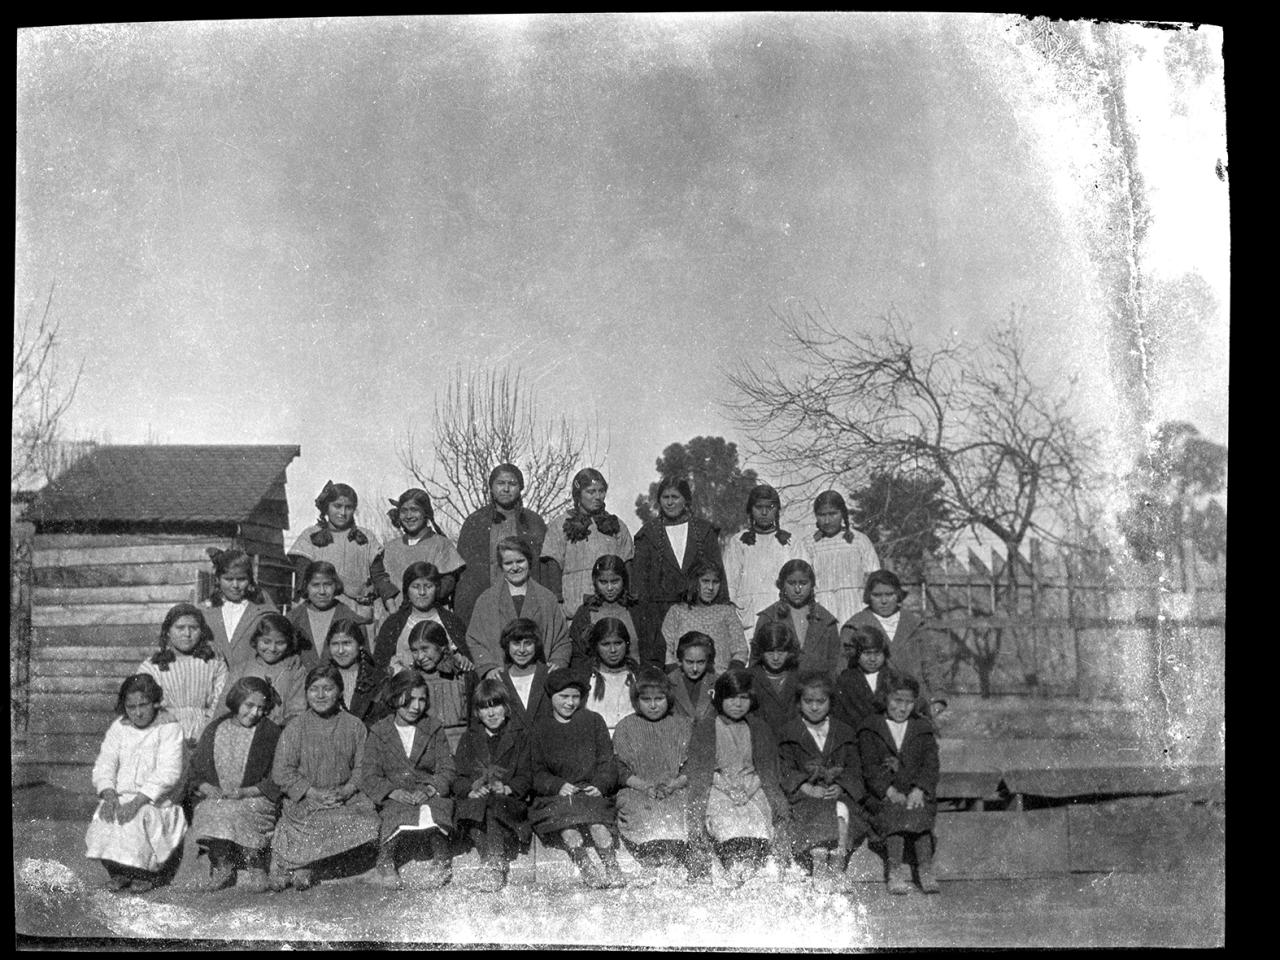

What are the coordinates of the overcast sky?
(16, 15, 1228, 544)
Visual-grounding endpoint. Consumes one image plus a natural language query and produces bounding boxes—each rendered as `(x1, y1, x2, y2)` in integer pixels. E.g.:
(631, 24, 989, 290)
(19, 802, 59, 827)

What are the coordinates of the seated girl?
(529, 671, 626, 889)
(582, 617, 639, 738)
(748, 621, 802, 737)
(467, 536, 571, 678)
(567, 555, 639, 675)
(137, 602, 228, 747)
(362, 670, 457, 889)
(751, 559, 843, 679)
(858, 674, 941, 895)
(451, 678, 533, 892)
(777, 672, 868, 893)
(402, 621, 473, 751)
(268, 664, 381, 891)
(660, 561, 749, 675)
(287, 560, 365, 668)
(611, 666, 694, 881)
(666, 631, 718, 722)
(321, 620, 389, 726)
(221, 613, 308, 727)
(495, 618, 552, 735)
(373, 561, 471, 675)
(85, 674, 186, 894)
(686, 668, 790, 886)
(189, 676, 284, 892)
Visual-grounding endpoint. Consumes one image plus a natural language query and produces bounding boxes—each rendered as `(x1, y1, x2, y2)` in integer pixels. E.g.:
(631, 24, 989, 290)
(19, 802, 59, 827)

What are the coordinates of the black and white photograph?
(13, 14, 1226, 949)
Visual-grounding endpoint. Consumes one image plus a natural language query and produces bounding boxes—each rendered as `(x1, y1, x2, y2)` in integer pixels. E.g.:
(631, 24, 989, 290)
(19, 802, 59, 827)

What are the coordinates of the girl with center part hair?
(752, 558, 844, 679)
(220, 613, 308, 728)
(373, 561, 472, 676)
(721, 484, 804, 635)
(189, 676, 283, 892)
(541, 468, 635, 619)
(748, 621, 803, 737)
(287, 481, 384, 625)
(530, 671, 627, 889)
(269, 663, 381, 891)
(362, 669, 457, 889)
(667, 631, 718, 722)
(798, 490, 882, 629)
(85, 674, 186, 894)
(495, 618, 553, 735)
(661, 560, 749, 675)
(632, 476, 729, 669)
(567, 554, 639, 675)
(611, 666, 694, 880)
(581, 617, 638, 738)
(321, 620, 389, 726)
(466, 536, 570, 678)
(287, 560, 363, 669)
(137, 602, 228, 746)
(401, 621, 474, 751)
(453, 464, 549, 627)
(202, 548, 276, 672)
(369, 488, 466, 616)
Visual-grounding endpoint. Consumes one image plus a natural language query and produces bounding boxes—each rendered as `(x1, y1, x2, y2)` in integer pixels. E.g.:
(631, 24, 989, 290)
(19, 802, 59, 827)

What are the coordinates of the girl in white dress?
(798, 490, 881, 629)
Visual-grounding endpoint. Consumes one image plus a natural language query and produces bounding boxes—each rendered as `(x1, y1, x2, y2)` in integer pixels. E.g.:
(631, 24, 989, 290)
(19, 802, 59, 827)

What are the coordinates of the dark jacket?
(667, 667, 717, 722)
(857, 714, 940, 803)
(752, 601, 844, 678)
(189, 714, 283, 803)
(287, 601, 366, 668)
(748, 665, 800, 737)
(832, 666, 904, 730)
(776, 716, 864, 805)
(498, 665, 552, 735)
(450, 722, 533, 842)
(361, 713, 457, 803)
(453, 503, 549, 627)
(346, 657, 391, 726)
(530, 709, 617, 797)
(841, 609, 939, 702)
(631, 517, 727, 667)
(372, 605, 471, 674)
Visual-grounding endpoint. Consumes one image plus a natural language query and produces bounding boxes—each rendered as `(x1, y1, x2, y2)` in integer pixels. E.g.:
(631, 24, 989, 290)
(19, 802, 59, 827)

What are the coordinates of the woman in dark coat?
(452, 464, 549, 627)
(361, 670, 457, 889)
(631, 476, 729, 669)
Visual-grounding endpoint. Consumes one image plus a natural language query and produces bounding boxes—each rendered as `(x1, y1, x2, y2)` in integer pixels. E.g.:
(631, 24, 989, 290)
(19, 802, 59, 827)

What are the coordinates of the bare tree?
(12, 282, 85, 491)
(725, 301, 1099, 589)
(396, 365, 606, 535)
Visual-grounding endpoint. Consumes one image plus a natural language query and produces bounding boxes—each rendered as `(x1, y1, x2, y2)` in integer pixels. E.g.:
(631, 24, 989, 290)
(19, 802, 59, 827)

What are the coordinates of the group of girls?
(86, 465, 943, 897)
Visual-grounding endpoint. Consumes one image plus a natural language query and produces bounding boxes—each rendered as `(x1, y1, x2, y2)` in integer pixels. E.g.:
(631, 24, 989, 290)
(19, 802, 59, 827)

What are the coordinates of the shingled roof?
(31, 444, 300, 528)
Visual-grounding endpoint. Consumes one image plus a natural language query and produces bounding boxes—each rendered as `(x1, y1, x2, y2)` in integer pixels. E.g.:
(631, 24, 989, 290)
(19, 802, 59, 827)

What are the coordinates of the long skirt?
(271, 794, 380, 870)
(705, 781, 773, 843)
(377, 796, 455, 842)
(616, 785, 689, 845)
(528, 793, 615, 837)
(455, 793, 532, 845)
(85, 797, 186, 872)
(191, 795, 278, 852)
(867, 796, 937, 837)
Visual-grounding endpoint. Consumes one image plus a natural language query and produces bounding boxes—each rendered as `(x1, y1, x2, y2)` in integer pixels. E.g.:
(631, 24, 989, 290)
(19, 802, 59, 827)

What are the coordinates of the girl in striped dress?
(798, 491, 881, 630)
(137, 603, 228, 747)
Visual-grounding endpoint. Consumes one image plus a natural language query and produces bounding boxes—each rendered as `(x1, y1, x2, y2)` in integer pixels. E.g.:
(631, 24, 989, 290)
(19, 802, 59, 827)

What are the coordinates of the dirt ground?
(13, 785, 1224, 949)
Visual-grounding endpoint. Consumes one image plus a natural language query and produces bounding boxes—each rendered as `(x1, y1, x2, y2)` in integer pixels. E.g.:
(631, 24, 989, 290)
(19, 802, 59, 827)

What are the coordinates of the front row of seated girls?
(88, 635, 940, 896)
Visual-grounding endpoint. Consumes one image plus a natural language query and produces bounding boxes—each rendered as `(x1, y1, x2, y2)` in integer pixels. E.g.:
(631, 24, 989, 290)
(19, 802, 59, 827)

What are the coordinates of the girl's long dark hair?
(206, 548, 266, 606)
(587, 617, 638, 702)
(150, 603, 217, 671)
(310, 480, 369, 546)
(583, 554, 635, 608)
(323, 619, 378, 672)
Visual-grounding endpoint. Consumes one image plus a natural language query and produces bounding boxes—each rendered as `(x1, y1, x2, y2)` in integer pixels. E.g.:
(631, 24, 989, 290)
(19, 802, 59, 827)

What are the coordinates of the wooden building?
(15, 444, 300, 788)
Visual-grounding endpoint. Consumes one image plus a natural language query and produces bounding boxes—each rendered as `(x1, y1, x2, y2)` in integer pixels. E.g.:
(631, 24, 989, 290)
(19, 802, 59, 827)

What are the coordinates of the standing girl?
(721, 485, 803, 635)
(529, 672, 627, 889)
(611, 667, 693, 879)
(189, 676, 283, 892)
(798, 491, 881, 629)
(202, 548, 276, 672)
(631, 476, 729, 670)
(541, 468, 635, 619)
(453, 464, 549, 627)
(582, 618, 639, 738)
(841, 570, 945, 718)
(222, 613, 308, 727)
(451, 678, 533, 892)
(137, 603, 228, 747)
(85, 674, 186, 893)
(686, 668, 789, 886)
(667, 631, 718, 722)
(287, 481, 384, 625)
(322, 621, 389, 726)
(466, 536, 570, 678)
(661, 561, 749, 674)
(362, 670, 457, 889)
(777, 672, 867, 892)
(370, 488, 466, 615)
(567, 555, 639, 675)
(495, 619, 552, 735)
(751, 559, 843, 678)
(287, 561, 363, 668)
(373, 562, 471, 675)
(858, 675, 941, 895)
(269, 664, 382, 891)
(748, 622, 802, 737)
